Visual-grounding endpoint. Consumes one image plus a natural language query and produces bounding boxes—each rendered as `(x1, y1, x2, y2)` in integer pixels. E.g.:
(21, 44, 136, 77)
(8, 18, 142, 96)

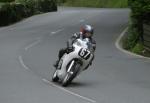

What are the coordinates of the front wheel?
(62, 73, 72, 87)
(52, 70, 59, 82)
(62, 63, 81, 87)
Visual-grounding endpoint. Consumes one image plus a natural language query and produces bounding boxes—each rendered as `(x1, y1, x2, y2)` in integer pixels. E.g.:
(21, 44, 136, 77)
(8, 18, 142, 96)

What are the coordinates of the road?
(0, 7, 150, 103)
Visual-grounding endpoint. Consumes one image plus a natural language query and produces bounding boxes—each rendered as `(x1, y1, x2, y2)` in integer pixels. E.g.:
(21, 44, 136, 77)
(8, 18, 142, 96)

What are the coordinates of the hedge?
(0, 3, 25, 26)
(15, 0, 57, 12)
(57, 0, 128, 8)
(124, 0, 150, 50)
(0, 0, 15, 2)
(0, 0, 57, 26)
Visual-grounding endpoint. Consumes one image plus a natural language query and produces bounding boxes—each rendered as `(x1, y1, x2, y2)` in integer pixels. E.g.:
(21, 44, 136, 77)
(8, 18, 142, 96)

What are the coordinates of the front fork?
(67, 60, 75, 74)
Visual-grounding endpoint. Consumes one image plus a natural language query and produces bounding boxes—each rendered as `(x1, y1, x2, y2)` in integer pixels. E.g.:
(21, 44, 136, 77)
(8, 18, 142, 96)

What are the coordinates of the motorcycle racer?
(53, 25, 96, 70)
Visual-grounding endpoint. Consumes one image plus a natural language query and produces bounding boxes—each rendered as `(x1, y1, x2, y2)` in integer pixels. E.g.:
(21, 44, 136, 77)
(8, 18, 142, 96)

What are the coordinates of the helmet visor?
(85, 32, 92, 37)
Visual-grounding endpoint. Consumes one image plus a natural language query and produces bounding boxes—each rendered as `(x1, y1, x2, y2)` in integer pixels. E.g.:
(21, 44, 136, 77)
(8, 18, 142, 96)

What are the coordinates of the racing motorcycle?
(52, 38, 93, 87)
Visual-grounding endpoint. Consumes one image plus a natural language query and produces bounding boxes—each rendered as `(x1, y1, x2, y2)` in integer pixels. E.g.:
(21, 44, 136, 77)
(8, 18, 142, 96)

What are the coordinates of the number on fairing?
(78, 48, 91, 60)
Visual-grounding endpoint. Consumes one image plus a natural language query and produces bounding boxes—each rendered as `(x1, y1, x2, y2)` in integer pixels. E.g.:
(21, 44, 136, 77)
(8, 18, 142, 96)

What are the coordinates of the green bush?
(0, 0, 14, 2)
(15, 0, 40, 15)
(122, 0, 150, 56)
(0, 0, 57, 26)
(38, 0, 57, 12)
(0, 3, 26, 26)
(123, 28, 139, 50)
(61, 0, 128, 8)
(124, 0, 150, 51)
(16, 0, 57, 14)
(128, 0, 150, 34)
(57, 0, 66, 5)
(131, 42, 144, 54)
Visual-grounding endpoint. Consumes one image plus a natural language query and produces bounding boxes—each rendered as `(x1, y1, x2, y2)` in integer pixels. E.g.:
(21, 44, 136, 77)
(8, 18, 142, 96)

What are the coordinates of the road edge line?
(25, 39, 41, 51)
(42, 79, 97, 103)
(19, 55, 97, 103)
(19, 56, 30, 70)
(115, 27, 150, 60)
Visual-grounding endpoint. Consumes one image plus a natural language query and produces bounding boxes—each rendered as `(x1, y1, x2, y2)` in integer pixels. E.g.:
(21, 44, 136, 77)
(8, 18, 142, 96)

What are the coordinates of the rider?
(53, 25, 96, 69)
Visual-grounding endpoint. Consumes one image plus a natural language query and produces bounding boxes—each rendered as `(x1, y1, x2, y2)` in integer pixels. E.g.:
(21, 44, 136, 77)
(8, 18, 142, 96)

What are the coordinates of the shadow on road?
(68, 80, 98, 88)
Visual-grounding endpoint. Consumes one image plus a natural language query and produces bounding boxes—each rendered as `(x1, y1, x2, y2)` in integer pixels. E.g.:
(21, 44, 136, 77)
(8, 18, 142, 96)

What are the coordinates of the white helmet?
(80, 25, 94, 38)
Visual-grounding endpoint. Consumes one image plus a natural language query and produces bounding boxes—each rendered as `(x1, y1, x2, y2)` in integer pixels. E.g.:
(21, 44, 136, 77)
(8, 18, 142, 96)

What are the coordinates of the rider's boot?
(89, 61, 92, 65)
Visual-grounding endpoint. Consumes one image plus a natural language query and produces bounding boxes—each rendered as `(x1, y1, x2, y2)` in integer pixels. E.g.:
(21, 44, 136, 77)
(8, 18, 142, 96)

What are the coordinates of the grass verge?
(122, 31, 150, 57)
(62, 0, 128, 8)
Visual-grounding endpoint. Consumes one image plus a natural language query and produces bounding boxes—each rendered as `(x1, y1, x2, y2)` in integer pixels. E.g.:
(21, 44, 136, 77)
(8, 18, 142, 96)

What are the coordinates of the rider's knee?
(59, 48, 66, 59)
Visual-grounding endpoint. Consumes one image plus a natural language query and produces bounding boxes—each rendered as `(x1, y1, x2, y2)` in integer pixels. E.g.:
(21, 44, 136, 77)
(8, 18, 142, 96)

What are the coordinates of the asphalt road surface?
(0, 7, 150, 103)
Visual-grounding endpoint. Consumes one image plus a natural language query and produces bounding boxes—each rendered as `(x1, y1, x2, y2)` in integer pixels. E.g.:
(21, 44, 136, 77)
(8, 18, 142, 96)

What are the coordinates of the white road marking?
(25, 28, 64, 51)
(115, 27, 150, 60)
(19, 56, 97, 103)
(50, 29, 64, 36)
(115, 27, 128, 49)
(19, 56, 29, 70)
(25, 39, 41, 51)
(42, 79, 97, 103)
(80, 19, 85, 23)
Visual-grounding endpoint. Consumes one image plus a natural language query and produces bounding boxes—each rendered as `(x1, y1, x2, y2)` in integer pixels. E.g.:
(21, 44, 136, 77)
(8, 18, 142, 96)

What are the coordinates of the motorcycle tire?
(62, 63, 80, 87)
(62, 72, 72, 87)
(52, 70, 59, 82)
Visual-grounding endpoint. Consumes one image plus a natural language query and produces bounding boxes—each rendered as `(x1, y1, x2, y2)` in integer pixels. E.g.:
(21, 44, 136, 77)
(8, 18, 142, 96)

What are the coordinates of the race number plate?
(78, 48, 91, 60)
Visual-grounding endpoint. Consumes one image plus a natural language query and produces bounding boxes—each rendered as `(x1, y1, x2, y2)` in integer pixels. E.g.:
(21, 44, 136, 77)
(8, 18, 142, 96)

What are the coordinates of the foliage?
(131, 42, 144, 54)
(0, 3, 27, 26)
(123, 27, 139, 50)
(0, 0, 57, 26)
(16, 0, 57, 13)
(0, 2, 5, 8)
(63, 0, 101, 7)
(0, 0, 14, 2)
(38, 0, 57, 12)
(124, 0, 150, 51)
(59, 0, 128, 8)
(128, 0, 150, 32)
(103, 0, 128, 8)
(57, 0, 66, 5)
(128, 0, 150, 15)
